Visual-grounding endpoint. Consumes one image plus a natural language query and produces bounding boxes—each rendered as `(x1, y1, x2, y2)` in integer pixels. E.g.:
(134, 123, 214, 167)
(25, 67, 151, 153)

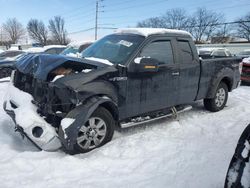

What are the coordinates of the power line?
(43, 1, 95, 20)
(68, 20, 250, 37)
(66, 0, 250, 39)
(68, 27, 95, 35)
(100, 0, 249, 22)
(64, 9, 95, 22)
(103, 0, 153, 8)
(183, 20, 250, 29)
(104, 0, 168, 13)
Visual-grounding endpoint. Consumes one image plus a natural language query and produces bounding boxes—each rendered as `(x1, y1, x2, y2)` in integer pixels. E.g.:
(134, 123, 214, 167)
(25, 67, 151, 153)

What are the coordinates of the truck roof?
(116, 28, 192, 37)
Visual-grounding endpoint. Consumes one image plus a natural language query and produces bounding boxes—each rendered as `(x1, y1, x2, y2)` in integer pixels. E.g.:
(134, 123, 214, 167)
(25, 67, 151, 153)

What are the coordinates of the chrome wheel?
(215, 88, 226, 107)
(77, 117, 107, 150)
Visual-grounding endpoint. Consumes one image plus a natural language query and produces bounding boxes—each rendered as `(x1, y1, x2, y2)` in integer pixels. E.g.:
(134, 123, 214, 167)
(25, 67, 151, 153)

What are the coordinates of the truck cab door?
(123, 38, 179, 119)
(176, 39, 200, 104)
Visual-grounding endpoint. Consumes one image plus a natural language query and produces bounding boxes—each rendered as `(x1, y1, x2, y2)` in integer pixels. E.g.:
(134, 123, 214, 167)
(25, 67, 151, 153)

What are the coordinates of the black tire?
(224, 124, 250, 188)
(204, 82, 228, 112)
(73, 107, 115, 154)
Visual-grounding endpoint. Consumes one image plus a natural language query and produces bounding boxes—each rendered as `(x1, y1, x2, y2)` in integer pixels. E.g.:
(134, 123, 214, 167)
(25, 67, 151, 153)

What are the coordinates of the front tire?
(73, 107, 115, 154)
(204, 82, 228, 112)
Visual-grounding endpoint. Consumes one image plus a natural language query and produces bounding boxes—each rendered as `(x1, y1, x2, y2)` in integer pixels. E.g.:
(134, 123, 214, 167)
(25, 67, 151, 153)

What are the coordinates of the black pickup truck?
(4, 28, 241, 154)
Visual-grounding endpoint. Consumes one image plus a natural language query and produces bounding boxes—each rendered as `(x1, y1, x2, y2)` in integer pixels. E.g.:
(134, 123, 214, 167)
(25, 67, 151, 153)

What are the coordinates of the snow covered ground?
(0, 81, 250, 188)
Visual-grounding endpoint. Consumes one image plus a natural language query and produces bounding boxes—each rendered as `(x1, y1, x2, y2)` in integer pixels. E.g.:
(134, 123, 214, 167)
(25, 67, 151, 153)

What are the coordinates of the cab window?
(177, 40, 193, 63)
(140, 40, 174, 64)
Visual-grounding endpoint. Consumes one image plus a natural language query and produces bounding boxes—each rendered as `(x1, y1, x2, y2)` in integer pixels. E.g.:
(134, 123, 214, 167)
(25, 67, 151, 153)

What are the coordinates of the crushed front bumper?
(3, 84, 62, 151)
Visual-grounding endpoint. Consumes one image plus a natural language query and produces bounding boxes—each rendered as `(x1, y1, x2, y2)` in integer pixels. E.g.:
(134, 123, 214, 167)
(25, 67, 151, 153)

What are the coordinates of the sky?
(0, 0, 250, 43)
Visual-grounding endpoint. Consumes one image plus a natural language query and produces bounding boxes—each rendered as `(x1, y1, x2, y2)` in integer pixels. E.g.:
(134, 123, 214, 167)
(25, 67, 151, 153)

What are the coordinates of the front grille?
(13, 70, 75, 127)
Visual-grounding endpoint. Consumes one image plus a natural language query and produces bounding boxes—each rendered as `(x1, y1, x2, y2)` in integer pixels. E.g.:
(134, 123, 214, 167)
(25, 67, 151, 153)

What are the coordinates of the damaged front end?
(3, 82, 62, 151)
(4, 53, 118, 152)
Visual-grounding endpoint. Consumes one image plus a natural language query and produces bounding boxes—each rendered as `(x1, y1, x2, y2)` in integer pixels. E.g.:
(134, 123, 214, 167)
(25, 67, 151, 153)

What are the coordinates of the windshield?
(61, 46, 79, 55)
(81, 34, 145, 65)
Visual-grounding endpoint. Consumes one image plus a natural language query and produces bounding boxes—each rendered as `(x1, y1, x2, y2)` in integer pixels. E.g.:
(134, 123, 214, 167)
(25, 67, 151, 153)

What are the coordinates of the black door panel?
(124, 38, 179, 118)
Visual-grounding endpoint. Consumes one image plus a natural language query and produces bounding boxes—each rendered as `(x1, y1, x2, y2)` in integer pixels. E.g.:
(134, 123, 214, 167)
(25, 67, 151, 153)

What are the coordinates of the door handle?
(172, 72, 180, 76)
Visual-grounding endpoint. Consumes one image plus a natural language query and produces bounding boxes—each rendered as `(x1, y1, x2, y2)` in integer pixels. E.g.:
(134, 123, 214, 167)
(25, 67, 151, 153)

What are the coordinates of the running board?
(120, 105, 192, 128)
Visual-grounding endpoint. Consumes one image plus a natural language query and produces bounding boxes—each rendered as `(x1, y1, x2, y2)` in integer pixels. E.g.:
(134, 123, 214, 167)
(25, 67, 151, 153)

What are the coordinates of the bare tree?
(3, 18, 25, 44)
(49, 16, 69, 45)
(162, 8, 191, 30)
(236, 12, 250, 41)
(137, 17, 166, 28)
(137, 9, 191, 30)
(27, 19, 48, 45)
(190, 8, 224, 42)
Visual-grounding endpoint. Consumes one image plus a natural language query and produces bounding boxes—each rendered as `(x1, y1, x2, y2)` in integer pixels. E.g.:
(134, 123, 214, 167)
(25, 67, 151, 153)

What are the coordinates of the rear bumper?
(3, 84, 62, 151)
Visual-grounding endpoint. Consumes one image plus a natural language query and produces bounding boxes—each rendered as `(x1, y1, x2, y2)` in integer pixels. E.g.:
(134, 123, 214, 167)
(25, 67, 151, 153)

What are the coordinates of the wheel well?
(99, 101, 119, 121)
(221, 77, 233, 91)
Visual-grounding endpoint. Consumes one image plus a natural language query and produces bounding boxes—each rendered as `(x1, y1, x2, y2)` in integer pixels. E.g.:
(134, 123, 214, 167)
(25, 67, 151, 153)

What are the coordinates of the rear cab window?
(177, 40, 194, 63)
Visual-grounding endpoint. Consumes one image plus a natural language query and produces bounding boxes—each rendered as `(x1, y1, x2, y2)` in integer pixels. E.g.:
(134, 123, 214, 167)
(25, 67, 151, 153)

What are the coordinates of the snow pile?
(134, 57, 151, 64)
(242, 141, 250, 158)
(65, 52, 79, 58)
(61, 118, 75, 139)
(241, 162, 250, 187)
(243, 57, 250, 64)
(43, 45, 66, 50)
(25, 45, 66, 53)
(0, 83, 250, 187)
(0, 77, 10, 83)
(67, 41, 93, 47)
(85, 57, 113, 66)
(4, 83, 61, 151)
(25, 47, 45, 53)
(240, 141, 250, 187)
(116, 28, 192, 37)
(52, 75, 65, 82)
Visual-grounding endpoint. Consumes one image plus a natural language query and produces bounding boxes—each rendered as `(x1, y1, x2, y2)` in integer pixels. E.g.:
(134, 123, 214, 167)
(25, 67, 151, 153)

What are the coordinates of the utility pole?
(95, 0, 99, 40)
(95, 0, 104, 40)
(0, 26, 2, 46)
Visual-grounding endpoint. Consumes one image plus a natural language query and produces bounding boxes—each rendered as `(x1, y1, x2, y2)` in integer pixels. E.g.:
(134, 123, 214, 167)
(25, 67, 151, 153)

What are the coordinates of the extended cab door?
(176, 39, 200, 104)
(124, 37, 179, 118)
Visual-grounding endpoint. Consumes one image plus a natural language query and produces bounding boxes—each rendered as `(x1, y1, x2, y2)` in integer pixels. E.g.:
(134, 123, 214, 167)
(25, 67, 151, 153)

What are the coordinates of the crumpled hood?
(53, 65, 118, 91)
(15, 53, 109, 80)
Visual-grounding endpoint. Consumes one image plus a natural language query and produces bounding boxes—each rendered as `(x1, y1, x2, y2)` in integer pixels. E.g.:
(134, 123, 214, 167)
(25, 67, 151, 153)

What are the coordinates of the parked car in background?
(61, 41, 93, 57)
(0, 45, 66, 79)
(25, 45, 66, 54)
(0, 53, 25, 78)
(225, 123, 250, 188)
(198, 48, 233, 59)
(3, 28, 241, 154)
(237, 49, 250, 59)
(241, 57, 250, 84)
(0, 50, 24, 61)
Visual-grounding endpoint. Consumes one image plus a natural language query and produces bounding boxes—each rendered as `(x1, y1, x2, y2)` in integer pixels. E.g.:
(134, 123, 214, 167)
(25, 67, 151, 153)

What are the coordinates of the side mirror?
(133, 57, 159, 73)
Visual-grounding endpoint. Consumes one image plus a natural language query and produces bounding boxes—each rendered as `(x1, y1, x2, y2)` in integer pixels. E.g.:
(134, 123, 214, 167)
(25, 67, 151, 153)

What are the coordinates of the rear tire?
(73, 107, 115, 154)
(204, 82, 228, 112)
